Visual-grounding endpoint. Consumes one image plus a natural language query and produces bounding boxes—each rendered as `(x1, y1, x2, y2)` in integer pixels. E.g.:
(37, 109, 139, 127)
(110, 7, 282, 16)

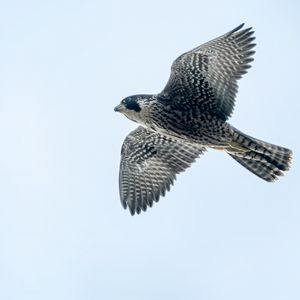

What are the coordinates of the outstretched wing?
(119, 126, 205, 215)
(160, 24, 256, 120)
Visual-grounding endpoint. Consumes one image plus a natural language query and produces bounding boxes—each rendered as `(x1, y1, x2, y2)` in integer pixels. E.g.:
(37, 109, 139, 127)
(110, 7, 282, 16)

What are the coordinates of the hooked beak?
(114, 104, 124, 112)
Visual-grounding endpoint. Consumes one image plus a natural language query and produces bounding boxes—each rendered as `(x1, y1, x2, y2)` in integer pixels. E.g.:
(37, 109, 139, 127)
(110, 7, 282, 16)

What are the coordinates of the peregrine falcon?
(114, 24, 292, 215)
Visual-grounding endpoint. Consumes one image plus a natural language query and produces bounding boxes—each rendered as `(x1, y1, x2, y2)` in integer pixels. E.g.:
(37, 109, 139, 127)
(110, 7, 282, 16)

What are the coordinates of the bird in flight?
(114, 24, 292, 215)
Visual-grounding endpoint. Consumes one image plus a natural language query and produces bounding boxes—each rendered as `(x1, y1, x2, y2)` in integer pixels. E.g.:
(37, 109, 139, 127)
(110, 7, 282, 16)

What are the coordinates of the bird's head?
(114, 95, 153, 123)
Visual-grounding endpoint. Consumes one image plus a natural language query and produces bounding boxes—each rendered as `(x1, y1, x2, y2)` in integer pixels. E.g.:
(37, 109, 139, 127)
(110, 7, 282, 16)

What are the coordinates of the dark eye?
(126, 99, 141, 112)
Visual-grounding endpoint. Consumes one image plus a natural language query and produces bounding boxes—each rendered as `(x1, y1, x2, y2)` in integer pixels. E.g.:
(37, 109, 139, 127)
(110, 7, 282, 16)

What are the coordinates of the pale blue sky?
(0, 1, 299, 299)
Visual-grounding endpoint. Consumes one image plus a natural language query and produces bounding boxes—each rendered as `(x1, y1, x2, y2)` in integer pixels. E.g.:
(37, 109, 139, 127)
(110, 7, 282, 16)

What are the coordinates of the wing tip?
(128, 203, 136, 216)
(229, 23, 255, 37)
(229, 23, 244, 35)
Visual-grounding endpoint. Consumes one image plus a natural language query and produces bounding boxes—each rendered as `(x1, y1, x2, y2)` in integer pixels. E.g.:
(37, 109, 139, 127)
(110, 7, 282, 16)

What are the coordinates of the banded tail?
(227, 128, 292, 182)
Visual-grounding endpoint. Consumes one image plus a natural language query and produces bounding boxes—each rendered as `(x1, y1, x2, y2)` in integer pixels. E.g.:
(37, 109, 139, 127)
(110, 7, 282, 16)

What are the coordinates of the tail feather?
(228, 128, 292, 181)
